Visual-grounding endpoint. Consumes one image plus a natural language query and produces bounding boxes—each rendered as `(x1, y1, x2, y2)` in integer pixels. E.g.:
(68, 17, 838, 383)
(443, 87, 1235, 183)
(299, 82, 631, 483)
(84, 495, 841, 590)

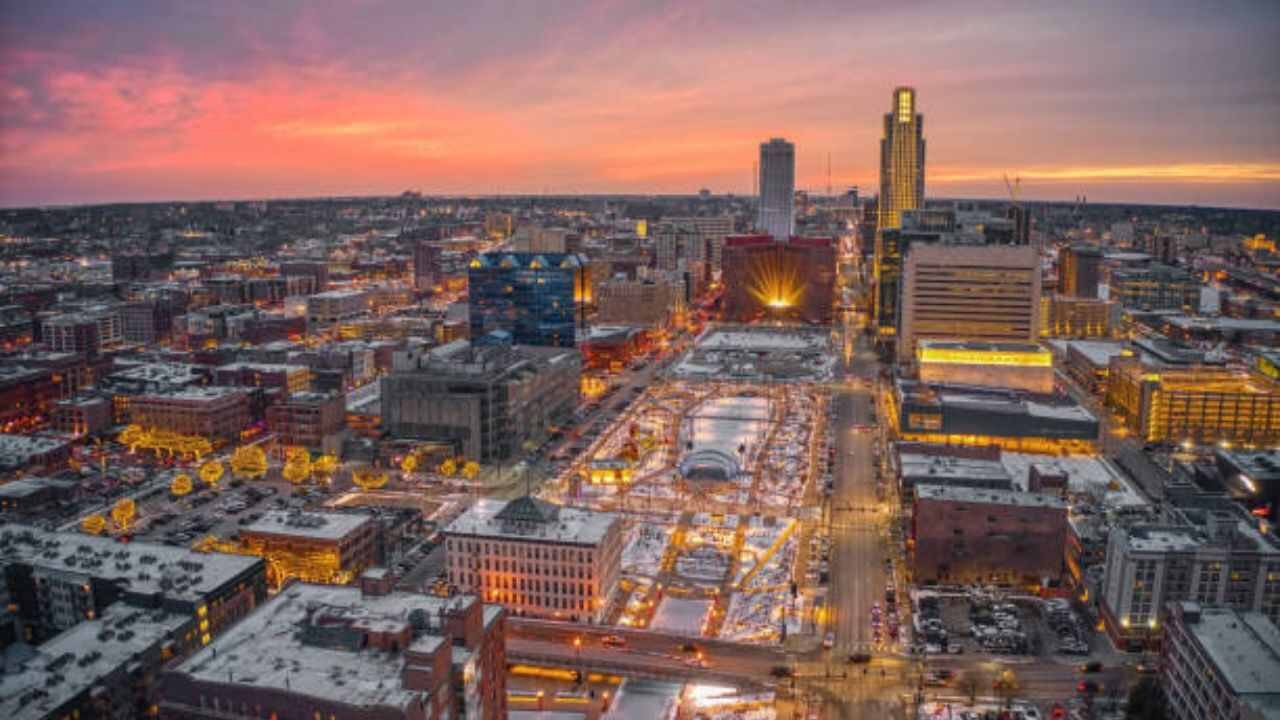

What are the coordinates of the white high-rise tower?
(757, 138, 795, 240)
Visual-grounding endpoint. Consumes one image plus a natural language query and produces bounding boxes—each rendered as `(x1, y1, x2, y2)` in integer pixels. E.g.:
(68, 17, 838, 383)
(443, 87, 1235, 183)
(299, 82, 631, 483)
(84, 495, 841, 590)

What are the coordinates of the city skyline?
(1, 1, 1278, 209)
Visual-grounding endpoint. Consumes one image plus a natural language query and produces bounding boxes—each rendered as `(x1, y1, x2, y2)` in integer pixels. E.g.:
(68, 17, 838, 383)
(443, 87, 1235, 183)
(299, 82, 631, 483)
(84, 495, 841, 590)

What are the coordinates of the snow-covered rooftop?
(1180, 603, 1280, 699)
(915, 484, 1067, 509)
(444, 497, 619, 545)
(242, 510, 376, 542)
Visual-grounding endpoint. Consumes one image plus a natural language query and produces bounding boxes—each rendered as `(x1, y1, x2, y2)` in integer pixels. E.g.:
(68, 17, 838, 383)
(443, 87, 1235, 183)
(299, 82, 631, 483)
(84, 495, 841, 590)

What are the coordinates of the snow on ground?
(649, 597, 712, 635)
(1001, 452, 1148, 507)
(719, 591, 785, 644)
(676, 546, 731, 582)
(744, 535, 797, 591)
(684, 685, 776, 720)
(622, 522, 673, 577)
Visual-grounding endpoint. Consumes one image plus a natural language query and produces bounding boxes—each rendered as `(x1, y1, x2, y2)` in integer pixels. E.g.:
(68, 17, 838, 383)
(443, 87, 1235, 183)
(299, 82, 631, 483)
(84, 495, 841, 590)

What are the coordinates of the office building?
(1062, 340, 1128, 395)
(912, 484, 1068, 585)
(1105, 356, 1280, 446)
(414, 241, 443, 291)
(0, 365, 58, 433)
(721, 235, 836, 324)
(127, 387, 251, 442)
(0, 434, 72, 474)
(51, 393, 113, 437)
(1161, 602, 1280, 720)
(41, 308, 122, 358)
(265, 391, 346, 452)
(445, 496, 622, 623)
(663, 215, 734, 275)
(213, 361, 311, 398)
(877, 86, 926, 232)
(1058, 244, 1103, 298)
(595, 275, 686, 328)
(916, 340, 1054, 394)
(159, 583, 507, 720)
(1110, 263, 1200, 311)
(306, 290, 369, 330)
(382, 341, 580, 462)
(467, 252, 585, 347)
(896, 443, 1014, 492)
(757, 138, 796, 240)
(1100, 498, 1280, 649)
(898, 244, 1041, 363)
(1041, 295, 1119, 339)
(872, 207, 951, 336)
(121, 299, 176, 344)
(238, 510, 379, 589)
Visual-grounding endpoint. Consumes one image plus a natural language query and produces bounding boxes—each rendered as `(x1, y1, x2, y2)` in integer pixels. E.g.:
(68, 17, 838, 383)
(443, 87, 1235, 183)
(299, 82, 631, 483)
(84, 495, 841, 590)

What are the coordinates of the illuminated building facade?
(239, 510, 379, 589)
(382, 341, 579, 462)
(663, 215, 734, 276)
(213, 361, 311, 397)
(916, 340, 1054, 394)
(1041, 295, 1119, 339)
(721, 235, 836, 324)
(580, 326, 649, 372)
(877, 86, 925, 232)
(595, 275, 686, 328)
(1057, 244, 1102, 298)
(1109, 263, 1200, 311)
(892, 378, 1099, 453)
(1161, 602, 1280, 720)
(468, 252, 585, 347)
(128, 387, 251, 442)
(51, 394, 113, 437)
(160, 583, 507, 720)
(42, 308, 122, 359)
(1105, 357, 1280, 445)
(898, 244, 1041, 363)
(306, 290, 370, 330)
(0, 365, 58, 433)
(1100, 498, 1280, 649)
(444, 497, 622, 623)
(757, 138, 795, 240)
(912, 484, 1067, 585)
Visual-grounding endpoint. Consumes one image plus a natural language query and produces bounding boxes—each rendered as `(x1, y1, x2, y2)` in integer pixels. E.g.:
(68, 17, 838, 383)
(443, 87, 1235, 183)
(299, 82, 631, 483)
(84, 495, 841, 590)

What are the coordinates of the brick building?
(911, 484, 1068, 585)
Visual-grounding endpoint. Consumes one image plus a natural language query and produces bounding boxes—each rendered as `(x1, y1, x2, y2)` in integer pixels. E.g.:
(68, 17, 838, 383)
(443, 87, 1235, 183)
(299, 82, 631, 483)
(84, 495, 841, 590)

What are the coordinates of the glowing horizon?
(1, 1, 1278, 209)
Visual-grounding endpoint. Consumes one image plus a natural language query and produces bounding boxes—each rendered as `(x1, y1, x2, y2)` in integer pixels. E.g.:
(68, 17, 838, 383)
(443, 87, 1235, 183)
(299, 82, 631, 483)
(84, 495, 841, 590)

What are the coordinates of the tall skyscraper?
(874, 87, 926, 338)
(757, 138, 795, 240)
(878, 87, 926, 231)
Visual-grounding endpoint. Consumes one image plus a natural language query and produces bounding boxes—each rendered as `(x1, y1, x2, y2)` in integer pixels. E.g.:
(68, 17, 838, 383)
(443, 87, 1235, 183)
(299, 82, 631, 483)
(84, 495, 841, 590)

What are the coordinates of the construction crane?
(1003, 172, 1021, 208)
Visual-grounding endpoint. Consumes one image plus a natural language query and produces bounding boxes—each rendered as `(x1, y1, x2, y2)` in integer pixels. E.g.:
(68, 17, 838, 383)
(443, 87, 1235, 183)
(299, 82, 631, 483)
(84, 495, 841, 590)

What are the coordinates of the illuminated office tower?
(874, 87, 926, 335)
(878, 87, 925, 232)
(757, 138, 795, 240)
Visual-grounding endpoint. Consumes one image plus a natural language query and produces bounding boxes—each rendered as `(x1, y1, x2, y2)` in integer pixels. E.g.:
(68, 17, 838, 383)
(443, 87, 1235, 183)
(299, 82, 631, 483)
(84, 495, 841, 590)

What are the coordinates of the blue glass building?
(468, 252, 584, 347)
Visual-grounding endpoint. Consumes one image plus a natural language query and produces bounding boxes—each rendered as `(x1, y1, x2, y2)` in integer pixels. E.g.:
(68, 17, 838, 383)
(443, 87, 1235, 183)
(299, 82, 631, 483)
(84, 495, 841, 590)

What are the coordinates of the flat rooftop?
(1181, 604, 1280, 701)
(445, 497, 618, 546)
(174, 583, 481, 710)
(899, 453, 1012, 483)
(915, 483, 1067, 509)
(242, 510, 375, 541)
(0, 524, 263, 603)
(0, 604, 190, 720)
(1065, 340, 1128, 368)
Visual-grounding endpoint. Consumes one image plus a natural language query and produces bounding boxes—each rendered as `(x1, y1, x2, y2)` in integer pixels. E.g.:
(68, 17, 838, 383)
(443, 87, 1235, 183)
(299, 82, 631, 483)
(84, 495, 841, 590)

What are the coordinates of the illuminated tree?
(400, 454, 419, 474)
(81, 514, 107, 535)
(313, 454, 339, 478)
(119, 424, 146, 452)
(170, 473, 193, 496)
(438, 458, 457, 477)
(285, 446, 310, 464)
(183, 436, 213, 460)
(231, 445, 268, 479)
(111, 498, 137, 530)
(461, 461, 480, 480)
(199, 459, 225, 489)
(282, 456, 312, 485)
(352, 468, 389, 490)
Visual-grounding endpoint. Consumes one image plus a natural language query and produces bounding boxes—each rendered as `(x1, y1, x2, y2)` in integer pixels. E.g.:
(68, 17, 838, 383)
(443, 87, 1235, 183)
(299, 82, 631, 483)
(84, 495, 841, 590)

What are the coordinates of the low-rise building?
(238, 510, 379, 589)
(265, 391, 346, 453)
(50, 393, 113, 437)
(306, 290, 369, 330)
(915, 340, 1053, 394)
(1041, 295, 1119, 339)
(0, 434, 72, 474)
(214, 361, 311, 397)
(0, 476, 78, 515)
(892, 378, 1099, 453)
(896, 443, 1013, 492)
(0, 524, 266, 644)
(159, 582, 507, 720)
(128, 387, 250, 442)
(1062, 341, 1128, 395)
(444, 497, 622, 622)
(1162, 601, 1280, 720)
(911, 484, 1068, 585)
(1109, 263, 1200, 311)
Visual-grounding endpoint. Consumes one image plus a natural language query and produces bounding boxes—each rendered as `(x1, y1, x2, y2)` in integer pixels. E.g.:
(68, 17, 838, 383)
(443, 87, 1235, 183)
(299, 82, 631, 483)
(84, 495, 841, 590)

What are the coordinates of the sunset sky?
(2, 0, 1278, 208)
